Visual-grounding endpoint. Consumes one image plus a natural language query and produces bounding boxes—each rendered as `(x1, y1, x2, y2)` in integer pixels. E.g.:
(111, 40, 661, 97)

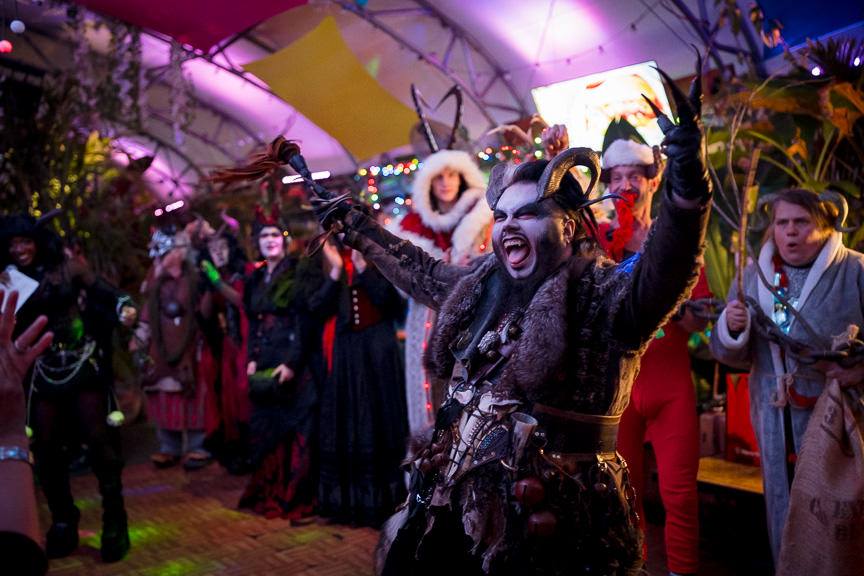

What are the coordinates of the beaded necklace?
(771, 254, 797, 334)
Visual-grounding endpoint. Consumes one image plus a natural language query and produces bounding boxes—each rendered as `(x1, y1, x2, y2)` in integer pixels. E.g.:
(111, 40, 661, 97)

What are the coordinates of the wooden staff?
(738, 147, 761, 296)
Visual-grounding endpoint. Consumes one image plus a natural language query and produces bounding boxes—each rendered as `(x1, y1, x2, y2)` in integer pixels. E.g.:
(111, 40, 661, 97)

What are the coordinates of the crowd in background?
(2, 106, 862, 576)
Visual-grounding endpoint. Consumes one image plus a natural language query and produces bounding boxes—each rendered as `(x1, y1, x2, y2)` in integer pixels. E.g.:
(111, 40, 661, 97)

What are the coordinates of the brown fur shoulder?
(425, 255, 497, 378)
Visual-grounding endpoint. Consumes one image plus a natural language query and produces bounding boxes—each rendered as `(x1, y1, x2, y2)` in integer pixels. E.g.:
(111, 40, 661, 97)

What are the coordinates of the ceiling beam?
(330, 0, 529, 127)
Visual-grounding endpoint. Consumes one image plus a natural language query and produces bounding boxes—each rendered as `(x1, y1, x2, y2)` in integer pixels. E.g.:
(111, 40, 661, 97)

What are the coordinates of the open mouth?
(503, 237, 530, 267)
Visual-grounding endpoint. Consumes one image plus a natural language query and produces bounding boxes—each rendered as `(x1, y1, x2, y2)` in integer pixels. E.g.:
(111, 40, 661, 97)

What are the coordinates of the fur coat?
(710, 232, 864, 562)
(342, 189, 709, 574)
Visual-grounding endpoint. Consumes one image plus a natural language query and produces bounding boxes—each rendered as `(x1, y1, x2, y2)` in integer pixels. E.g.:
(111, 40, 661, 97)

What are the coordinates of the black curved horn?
(440, 85, 464, 150)
(411, 84, 439, 153)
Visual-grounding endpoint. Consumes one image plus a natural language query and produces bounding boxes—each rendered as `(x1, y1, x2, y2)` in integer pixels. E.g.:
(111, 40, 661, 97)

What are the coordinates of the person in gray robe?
(710, 188, 864, 563)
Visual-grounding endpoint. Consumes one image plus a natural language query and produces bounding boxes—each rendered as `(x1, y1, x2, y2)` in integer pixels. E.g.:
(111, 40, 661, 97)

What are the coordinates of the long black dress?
(318, 255, 408, 527)
(238, 255, 336, 520)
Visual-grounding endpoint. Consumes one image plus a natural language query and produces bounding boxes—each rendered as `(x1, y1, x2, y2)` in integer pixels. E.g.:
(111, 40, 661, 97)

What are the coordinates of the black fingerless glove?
(284, 150, 354, 230)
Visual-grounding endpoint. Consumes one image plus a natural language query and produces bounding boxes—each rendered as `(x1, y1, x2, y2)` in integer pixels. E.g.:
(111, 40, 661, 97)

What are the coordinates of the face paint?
(258, 226, 287, 260)
(492, 182, 574, 281)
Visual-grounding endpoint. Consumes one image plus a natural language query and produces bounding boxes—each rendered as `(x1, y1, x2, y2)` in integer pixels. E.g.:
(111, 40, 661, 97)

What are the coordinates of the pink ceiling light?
(72, 0, 308, 52)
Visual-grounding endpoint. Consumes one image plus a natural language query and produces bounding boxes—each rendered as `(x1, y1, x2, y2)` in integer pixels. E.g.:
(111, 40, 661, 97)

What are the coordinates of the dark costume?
(338, 192, 708, 574)
(198, 238, 251, 472)
(598, 121, 708, 574)
(222, 68, 709, 573)
(318, 252, 409, 527)
(238, 255, 335, 520)
(143, 262, 210, 433)
(2, 215, 132, 562)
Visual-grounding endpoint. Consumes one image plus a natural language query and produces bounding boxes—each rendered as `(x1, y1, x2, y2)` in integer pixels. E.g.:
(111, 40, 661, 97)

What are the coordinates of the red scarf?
(607, 191, 638, 261)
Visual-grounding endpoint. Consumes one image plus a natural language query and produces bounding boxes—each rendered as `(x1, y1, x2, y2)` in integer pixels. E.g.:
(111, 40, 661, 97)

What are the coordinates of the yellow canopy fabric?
(244, 17, 417, 161)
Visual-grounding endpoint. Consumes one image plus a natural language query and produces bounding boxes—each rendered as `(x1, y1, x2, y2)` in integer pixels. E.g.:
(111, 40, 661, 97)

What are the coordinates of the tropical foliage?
(0, 13, 195, 290)
(703, 36, 864, 300)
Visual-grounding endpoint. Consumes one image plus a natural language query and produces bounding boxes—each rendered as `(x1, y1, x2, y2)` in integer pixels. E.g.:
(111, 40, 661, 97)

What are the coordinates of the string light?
(476, 142, 542, 169)
(357, 157, 420, 211)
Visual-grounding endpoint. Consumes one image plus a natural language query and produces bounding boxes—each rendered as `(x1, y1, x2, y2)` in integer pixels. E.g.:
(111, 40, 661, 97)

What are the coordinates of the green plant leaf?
(704, 218, 736, 302)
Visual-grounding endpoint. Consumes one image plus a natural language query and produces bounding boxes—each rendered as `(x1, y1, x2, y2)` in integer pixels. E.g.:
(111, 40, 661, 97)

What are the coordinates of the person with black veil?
(0, 213, 137, 563)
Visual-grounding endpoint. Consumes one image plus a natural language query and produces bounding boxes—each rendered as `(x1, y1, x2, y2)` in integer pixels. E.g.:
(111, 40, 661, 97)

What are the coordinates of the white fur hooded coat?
(388, 149, 491, 433)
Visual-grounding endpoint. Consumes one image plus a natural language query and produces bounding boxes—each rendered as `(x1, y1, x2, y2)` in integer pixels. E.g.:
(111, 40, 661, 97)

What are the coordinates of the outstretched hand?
(643, 54, 711, 202)
(0, 290, 53, 441)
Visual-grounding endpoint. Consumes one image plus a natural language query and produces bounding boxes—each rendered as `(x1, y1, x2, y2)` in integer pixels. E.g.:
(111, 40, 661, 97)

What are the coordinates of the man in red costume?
(599, 119, 711, 576)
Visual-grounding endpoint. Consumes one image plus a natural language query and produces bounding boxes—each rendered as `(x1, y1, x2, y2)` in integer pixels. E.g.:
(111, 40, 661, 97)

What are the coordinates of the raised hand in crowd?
(0, 290, 53, 576)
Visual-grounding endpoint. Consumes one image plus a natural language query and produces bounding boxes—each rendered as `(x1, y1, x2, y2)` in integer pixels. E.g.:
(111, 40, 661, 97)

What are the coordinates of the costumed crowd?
(2, 53, 863, 576)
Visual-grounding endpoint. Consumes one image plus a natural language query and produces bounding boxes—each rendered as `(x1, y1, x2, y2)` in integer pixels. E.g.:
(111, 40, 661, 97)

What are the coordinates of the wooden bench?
(697, 456, 763, 494)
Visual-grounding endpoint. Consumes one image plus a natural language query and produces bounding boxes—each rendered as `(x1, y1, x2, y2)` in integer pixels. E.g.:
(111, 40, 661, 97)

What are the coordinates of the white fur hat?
(600, 139, 663, 183)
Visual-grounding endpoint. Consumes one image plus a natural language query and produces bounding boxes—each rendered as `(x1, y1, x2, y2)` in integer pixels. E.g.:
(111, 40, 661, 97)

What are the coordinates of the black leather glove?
(643, 57, 711, 202)
(282, 147, 353, 230)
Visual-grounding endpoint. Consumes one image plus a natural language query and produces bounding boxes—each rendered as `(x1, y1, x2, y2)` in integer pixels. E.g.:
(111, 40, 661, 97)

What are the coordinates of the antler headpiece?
(411, 84, 464, 153)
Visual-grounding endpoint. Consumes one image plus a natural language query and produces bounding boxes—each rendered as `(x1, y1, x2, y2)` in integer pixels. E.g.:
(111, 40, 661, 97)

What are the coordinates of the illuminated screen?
(531, 61, 673, 152)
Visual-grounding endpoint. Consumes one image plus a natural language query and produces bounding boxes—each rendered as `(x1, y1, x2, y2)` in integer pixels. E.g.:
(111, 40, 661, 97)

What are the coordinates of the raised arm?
(0, 290, 53, 575)
(613, 59, 713, 347)
(338, 208, 470, 311)
(69, 259, 137, 327)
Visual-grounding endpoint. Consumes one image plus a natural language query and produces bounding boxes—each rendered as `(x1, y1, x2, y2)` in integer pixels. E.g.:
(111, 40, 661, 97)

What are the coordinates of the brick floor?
(39, 462, 379, 576)
(35, 424, 774, 575)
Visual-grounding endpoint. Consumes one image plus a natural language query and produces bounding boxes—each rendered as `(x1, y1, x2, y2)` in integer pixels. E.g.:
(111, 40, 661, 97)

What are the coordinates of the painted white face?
(492, 182, 574, 281)
(207, 237, 230, 268)
(431, 167, 462, 210)
(607, 165, 657, 215)
(258, 226, 287, 260)
(773, 201, 827, 266)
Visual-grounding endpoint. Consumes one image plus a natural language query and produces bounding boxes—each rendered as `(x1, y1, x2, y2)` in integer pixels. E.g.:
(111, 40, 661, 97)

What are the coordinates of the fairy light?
(356, 157, 421, 212)
(421, 308, 436, 424)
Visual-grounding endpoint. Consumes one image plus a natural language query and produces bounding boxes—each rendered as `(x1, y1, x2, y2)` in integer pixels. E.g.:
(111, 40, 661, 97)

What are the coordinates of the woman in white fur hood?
(387, 149, 491, 434)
